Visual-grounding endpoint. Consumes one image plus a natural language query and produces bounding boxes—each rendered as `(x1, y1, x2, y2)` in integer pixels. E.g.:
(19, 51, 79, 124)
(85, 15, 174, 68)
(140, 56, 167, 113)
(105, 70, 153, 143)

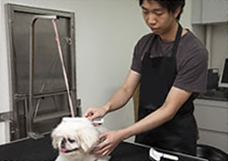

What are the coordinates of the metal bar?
(28, 15, 57, 135)
(0, 112, 12, 122)
(34, 83, 46, 117)
(33, 89, 75, 98)
(70, 12, 77, 114)
(6, 4, 21, 140)
(9, 4, 72, 18)
(14, 89, 75, 100)
(33, 111, 70, 123)
(15, 89, 76, 99)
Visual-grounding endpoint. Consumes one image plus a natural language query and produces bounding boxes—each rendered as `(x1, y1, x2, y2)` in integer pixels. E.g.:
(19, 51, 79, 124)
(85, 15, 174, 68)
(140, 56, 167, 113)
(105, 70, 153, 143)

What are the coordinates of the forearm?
(104, 87, 133, 113)
(121, 105, 174, 139)
(103, 70, 141, 114)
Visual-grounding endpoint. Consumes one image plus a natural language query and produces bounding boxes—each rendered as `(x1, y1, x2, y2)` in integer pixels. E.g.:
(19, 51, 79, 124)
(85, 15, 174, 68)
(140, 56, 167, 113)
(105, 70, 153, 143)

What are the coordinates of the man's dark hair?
(139, 0, 185, 20)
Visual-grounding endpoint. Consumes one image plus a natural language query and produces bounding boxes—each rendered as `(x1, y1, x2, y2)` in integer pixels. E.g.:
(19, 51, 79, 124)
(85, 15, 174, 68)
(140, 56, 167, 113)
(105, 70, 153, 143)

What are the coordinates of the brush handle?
(92, 118, 104, 124)
(149, 148, 179, 161)
(163, 153, 179, 160)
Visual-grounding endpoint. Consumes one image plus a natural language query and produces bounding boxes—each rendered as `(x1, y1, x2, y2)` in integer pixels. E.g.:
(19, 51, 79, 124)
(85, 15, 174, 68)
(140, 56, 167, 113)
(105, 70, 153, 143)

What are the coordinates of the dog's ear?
(77, 127, 98, 152)
(51, 129, 59, 149)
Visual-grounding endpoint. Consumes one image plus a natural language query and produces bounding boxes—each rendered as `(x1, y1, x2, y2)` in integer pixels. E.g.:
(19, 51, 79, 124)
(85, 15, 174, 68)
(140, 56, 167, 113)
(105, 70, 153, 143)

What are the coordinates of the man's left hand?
(91, 130, 125, 156)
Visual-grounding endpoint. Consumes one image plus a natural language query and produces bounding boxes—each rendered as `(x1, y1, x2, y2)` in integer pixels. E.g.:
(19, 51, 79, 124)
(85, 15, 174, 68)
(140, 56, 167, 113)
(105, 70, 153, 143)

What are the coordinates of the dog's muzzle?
(60, 138, 79, 153)
(61, 147, 79, 153)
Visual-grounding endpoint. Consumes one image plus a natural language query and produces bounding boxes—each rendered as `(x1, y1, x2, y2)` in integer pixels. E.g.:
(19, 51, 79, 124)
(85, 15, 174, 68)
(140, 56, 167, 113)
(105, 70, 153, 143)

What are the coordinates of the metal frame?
(6, 4, 79, 140)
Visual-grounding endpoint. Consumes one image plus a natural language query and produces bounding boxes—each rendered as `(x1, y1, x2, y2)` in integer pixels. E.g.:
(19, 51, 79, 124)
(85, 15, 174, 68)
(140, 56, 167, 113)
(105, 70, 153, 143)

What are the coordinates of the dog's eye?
(68, 138, 76, 143)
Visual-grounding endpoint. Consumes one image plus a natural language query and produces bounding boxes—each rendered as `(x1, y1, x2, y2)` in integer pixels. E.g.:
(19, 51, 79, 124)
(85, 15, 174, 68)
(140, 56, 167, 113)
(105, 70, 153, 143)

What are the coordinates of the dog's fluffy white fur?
(51, 117, 110, 161)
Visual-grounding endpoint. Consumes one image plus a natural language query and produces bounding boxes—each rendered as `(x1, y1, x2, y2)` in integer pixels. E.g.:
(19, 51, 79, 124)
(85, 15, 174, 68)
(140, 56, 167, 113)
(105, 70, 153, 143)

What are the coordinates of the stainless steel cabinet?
(192, 0, 228, 24)
(194, 99, 228, 152)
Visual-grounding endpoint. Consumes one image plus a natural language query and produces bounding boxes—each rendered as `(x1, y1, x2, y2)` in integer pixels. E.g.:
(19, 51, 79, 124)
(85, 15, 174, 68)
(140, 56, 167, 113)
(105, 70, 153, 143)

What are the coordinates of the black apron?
(135, 24, 197, 155)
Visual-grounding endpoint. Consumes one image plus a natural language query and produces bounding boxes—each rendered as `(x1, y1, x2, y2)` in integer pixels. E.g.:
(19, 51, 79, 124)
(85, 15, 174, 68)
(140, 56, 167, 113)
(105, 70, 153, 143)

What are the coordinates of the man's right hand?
(83, 105, 109, 121)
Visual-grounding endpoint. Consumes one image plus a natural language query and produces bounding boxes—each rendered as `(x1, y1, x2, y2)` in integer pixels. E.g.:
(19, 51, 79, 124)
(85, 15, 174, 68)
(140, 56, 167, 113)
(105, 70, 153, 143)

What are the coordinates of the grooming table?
(0, 134, 206, 161)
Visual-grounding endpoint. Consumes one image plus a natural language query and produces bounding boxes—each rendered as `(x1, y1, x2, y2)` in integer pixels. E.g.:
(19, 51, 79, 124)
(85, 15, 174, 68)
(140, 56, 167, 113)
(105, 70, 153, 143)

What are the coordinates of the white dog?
(51, 117, 110, 161)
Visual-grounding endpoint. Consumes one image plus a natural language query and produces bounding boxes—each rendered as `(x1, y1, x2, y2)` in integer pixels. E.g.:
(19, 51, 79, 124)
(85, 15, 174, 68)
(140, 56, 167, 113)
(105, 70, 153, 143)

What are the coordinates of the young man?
(84, 0, 208, 156)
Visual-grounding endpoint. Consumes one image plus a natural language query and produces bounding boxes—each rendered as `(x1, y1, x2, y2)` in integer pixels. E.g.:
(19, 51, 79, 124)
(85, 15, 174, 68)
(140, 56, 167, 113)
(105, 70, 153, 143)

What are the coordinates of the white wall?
(0, 0, 193, 144)
(180, 0, 192, 30)
(211, 24, 228, 73)
(192, 24, 228, 74)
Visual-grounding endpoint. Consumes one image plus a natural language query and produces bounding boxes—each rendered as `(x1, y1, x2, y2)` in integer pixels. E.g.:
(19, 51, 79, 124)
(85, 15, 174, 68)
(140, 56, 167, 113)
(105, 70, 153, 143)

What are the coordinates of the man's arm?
(121, 86, 192, 139)
(104, 70, 141, 112)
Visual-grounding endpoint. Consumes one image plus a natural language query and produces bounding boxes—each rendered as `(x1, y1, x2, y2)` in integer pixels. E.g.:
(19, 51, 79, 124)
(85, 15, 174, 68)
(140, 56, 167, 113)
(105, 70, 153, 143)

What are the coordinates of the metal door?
(6, 4, 79, 140)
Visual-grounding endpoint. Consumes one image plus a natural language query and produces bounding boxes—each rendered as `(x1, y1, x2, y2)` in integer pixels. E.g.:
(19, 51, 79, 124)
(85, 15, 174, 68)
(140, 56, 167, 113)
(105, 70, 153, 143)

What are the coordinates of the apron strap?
(171, 23, 182, 58)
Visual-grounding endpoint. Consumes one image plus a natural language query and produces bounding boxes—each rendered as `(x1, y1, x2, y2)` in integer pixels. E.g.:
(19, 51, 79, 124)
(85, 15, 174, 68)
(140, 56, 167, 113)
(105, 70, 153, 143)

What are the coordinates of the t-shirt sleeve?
(130, 34, 153, 74)
(131, 42, 142, 74)
(173, 48, 208, 94)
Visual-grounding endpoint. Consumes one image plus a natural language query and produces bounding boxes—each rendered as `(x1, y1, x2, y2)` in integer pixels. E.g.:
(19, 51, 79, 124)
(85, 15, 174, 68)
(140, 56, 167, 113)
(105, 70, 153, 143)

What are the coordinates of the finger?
(92, 150, 103, 155)
(99, 145, 112, 156)
(83, 113, 89, 117)
(101, 149, 110, 156)
(95, 140, 107, 149)
(98, 132, 107, 140)
(92, 123, 102, 126)
(91, 145, 100, 152)
(85, 113, 98, 121)
(92, 146, 109, 156)
(87, 115, 99, 122)
(83, 108, 96, 117)
(87, 116, 93, 121)
(83, 110, 92, 117)
(91, 146, 105, 155)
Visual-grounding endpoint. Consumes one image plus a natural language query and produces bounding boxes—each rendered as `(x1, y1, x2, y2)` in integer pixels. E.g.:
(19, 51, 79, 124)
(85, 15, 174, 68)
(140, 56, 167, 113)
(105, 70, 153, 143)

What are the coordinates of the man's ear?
(174, 7, 181, 19)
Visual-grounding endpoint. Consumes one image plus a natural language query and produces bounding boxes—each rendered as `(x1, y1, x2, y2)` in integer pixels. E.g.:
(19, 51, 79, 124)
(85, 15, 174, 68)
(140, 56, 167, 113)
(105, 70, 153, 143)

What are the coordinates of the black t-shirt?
(131, 30, 208, 94)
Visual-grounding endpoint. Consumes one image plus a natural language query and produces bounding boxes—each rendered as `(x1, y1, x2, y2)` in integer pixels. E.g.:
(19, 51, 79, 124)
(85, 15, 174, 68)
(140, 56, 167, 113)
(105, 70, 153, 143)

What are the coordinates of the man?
(84, 0, 208, 156)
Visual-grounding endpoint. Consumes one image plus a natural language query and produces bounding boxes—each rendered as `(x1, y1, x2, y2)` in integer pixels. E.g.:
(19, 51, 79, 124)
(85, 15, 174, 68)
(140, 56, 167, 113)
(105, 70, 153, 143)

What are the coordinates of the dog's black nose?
(61, 138, 67, 148)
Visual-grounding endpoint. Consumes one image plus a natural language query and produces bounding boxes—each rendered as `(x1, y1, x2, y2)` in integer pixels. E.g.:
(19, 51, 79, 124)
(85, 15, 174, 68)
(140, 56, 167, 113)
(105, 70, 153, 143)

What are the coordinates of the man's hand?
(92, 130, 125, 156)
(83, 106, 108, 121)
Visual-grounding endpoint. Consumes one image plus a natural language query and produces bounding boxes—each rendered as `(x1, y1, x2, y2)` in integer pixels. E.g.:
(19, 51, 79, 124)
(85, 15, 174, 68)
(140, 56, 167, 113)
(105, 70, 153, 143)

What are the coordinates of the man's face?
(141, 0, 177, 36)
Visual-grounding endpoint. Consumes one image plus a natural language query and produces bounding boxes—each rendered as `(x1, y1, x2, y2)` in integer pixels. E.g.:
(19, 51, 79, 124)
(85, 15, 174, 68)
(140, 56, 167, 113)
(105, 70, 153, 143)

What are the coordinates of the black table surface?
(0, 134, 206, 161)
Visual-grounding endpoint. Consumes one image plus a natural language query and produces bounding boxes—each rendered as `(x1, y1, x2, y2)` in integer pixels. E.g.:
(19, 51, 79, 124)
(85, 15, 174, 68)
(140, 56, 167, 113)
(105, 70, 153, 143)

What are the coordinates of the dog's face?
(51, 117, 99, 158)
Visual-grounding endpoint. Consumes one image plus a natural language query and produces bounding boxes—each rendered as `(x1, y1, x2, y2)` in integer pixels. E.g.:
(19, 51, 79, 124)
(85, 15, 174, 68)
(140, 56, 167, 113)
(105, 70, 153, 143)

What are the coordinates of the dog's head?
(51, 117, 99, 157)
